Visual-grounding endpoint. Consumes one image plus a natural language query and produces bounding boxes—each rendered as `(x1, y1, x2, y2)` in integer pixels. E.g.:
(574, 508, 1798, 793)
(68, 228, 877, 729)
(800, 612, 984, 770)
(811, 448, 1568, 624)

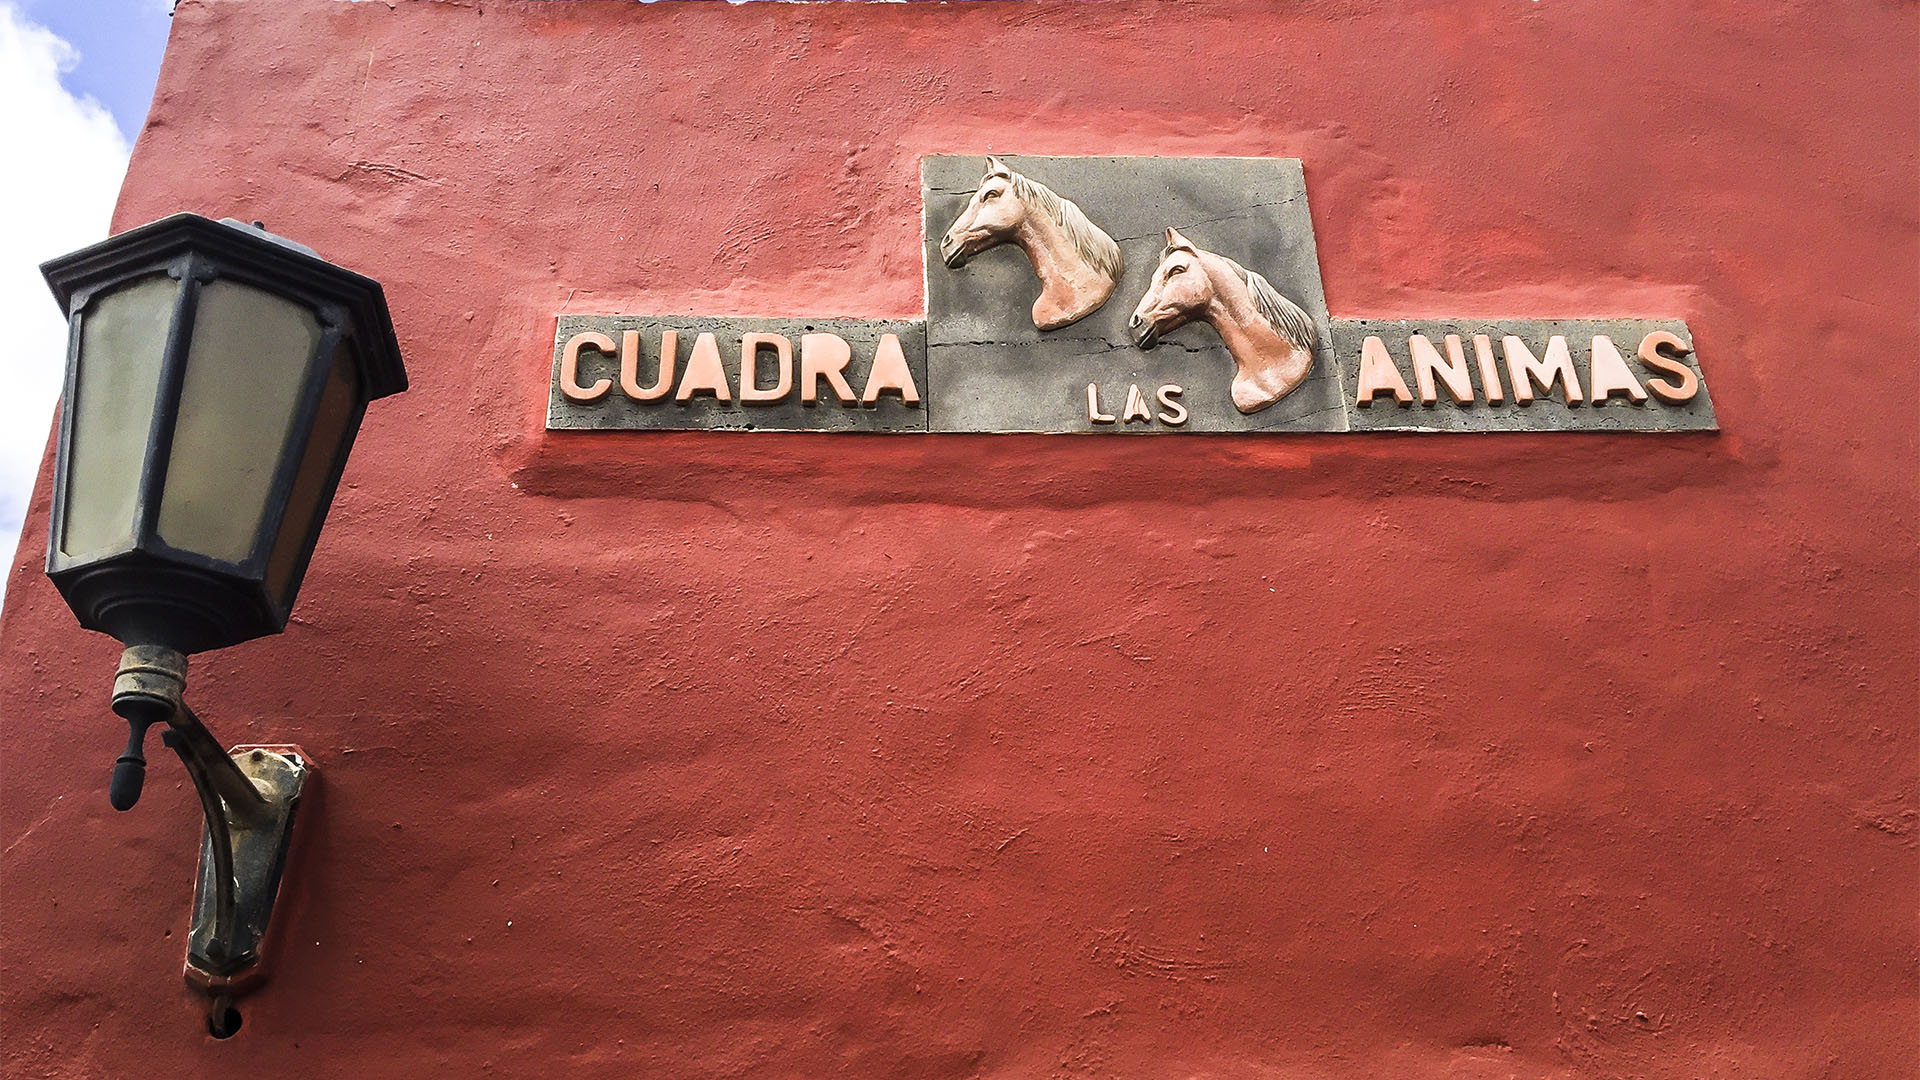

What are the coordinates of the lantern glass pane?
(157, 280, 321, 565)
(60, 275, 179, 559)
(265, 342, 361, 608)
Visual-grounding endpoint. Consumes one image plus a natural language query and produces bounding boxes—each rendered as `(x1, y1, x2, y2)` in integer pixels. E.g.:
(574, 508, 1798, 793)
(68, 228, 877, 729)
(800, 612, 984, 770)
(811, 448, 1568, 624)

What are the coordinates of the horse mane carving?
(1128, 227, 1320, 414)
(1003, 171, 1124, 283)
(1239, 263, 1320, 361)
(939, 157, 1122, 331)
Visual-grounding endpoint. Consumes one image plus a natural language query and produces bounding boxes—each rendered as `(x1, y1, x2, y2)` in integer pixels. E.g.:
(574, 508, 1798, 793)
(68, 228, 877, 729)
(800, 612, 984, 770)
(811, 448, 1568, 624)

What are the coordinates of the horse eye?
(1166, 264, 1184, 276)
(982, 189, 999, 200)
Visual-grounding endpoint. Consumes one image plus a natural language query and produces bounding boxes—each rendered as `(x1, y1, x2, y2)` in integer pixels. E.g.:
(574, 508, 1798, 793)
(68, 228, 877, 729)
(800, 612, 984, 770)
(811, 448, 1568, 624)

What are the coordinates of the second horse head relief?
(939, 157, 1123, 331)
(1129, 228, 1320, 414)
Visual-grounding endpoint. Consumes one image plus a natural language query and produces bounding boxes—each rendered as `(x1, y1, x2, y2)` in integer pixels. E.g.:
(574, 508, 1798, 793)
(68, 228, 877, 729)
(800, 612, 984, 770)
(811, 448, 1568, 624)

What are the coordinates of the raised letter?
(1356, 335, 1413, 406)
(675, 332, 731, 402)
(560, 331, 615, 402)
(1121, 384, 1153, 423)
(1636, 331, 1700, 403)
(799, 333, 857, 404)
(860, 333, 921, 405)
(1503, 334, 1583, 405)
(738, 333, 793, 404)
(1156, 384, 1188, 426)
(1473, 333, 1504, 403)
(1086, 383, 1115, 424)
(1587, 335, 1648, 404)
(1411, 334, 1474, 405)
(621, 329, 675, 400)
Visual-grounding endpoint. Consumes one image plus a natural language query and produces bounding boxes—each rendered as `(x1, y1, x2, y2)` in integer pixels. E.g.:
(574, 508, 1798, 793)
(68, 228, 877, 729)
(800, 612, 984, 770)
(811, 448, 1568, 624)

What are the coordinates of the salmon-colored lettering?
(559, 331, 615, 402)
(860, 333, 921, 405)
(1503, 335, 1583, 405)
(1636, 331, 1700, 403)
(621, 329, 674, 400)
(1356, 335, 1413, 406)
(1412, 333, 1474, 405)
(738, 333, 793, 404)
(675, 332, 731, 402)
(799, 333, 857, 404)
(1587, 335, 1649, 404)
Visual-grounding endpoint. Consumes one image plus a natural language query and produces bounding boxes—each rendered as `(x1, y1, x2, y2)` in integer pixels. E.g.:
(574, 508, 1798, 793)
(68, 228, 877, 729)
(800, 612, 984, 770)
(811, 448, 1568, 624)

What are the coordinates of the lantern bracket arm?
(165, 714, 308, 993)
(108, 646, 310, 1000)
(163, 703, 269, 820)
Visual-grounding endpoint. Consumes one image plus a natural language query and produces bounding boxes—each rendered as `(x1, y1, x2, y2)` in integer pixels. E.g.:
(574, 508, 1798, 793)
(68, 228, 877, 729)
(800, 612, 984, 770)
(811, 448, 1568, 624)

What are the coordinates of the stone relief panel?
(937, 156, 1123, 332)
(923, 155, 1345, 434)
(549, 156, 1714, 436)
(1128, 227, 1321, 415)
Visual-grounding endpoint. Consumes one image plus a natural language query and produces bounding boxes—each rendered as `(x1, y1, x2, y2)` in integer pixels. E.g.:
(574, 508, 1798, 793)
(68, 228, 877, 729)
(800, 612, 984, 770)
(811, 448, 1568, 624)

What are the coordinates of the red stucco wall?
(3, 2, 1916, 1076)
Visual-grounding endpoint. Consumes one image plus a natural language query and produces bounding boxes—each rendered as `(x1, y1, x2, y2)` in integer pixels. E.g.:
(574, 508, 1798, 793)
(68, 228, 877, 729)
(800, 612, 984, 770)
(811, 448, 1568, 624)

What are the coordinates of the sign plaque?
(547, 155, 1715, 436)
(548, 316, 926, 433)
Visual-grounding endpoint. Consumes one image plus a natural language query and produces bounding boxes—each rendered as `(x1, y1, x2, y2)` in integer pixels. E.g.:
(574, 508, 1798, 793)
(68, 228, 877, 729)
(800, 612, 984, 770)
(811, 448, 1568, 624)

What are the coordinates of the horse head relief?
(938, 157, 1123, 331)
(1129, 227, 1320, 414)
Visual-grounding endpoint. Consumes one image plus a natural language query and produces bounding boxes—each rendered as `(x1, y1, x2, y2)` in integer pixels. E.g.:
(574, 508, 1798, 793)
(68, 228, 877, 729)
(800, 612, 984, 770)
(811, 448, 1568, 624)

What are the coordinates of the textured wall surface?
(2, 2, 1915, 1077)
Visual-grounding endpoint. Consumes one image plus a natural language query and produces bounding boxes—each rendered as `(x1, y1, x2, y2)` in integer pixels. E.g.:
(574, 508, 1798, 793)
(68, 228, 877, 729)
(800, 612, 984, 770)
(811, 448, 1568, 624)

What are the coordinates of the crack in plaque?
(1111, 195, 1303, 244)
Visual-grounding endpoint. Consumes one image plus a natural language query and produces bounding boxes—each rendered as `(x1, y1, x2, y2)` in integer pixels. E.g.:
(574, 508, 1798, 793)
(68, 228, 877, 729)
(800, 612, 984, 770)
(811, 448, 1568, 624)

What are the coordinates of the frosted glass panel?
(61, 275, 178, 558)
(157, 280, 320, 564)
(265, 343, 359, 608)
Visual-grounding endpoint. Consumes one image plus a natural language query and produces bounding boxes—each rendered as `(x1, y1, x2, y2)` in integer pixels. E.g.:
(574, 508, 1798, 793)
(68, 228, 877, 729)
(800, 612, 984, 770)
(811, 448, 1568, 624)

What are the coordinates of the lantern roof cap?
(41, 212, 407, 400)
(214, 218, 319, 258)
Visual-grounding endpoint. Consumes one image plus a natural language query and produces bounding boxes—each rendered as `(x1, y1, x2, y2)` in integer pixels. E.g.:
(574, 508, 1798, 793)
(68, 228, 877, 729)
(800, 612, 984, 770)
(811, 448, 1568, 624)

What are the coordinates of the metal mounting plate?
(185, 745, 308, 992)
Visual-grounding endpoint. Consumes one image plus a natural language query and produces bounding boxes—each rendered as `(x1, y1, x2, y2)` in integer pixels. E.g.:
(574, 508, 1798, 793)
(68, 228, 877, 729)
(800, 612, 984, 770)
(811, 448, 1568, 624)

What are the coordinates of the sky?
(0, 0, 171, 609)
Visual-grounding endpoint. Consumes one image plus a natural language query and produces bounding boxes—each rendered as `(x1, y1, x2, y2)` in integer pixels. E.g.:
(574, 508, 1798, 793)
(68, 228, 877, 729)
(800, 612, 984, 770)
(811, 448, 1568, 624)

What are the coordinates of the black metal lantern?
(42, 213, 405, 654)
(38, 213, 405, 1033)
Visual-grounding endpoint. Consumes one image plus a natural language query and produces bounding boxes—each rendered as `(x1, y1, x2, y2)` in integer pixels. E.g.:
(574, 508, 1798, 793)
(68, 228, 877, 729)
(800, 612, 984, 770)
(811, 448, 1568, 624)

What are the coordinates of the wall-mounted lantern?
(39, 214, 406, 1036)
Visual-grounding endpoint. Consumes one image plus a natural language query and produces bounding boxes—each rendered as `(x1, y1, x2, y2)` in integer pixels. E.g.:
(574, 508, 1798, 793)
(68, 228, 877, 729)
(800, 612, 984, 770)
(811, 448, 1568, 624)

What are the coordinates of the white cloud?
(0, 2, 130, 609)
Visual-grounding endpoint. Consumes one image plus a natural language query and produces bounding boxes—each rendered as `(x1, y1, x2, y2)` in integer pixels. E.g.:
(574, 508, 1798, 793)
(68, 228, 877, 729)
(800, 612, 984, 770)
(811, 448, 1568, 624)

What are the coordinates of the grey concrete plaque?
(1333, 318, 1716, 433)
(923, 155, 1346, 433)
(546, 316, 927, 433)
(546, 159, 1718, 438)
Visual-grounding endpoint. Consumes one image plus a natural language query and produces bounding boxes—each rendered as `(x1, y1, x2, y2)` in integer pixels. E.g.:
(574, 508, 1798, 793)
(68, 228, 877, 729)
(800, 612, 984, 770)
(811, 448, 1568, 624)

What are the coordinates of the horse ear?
(985, 156, 1012, 179)
(1164, 227, 1196, 252)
